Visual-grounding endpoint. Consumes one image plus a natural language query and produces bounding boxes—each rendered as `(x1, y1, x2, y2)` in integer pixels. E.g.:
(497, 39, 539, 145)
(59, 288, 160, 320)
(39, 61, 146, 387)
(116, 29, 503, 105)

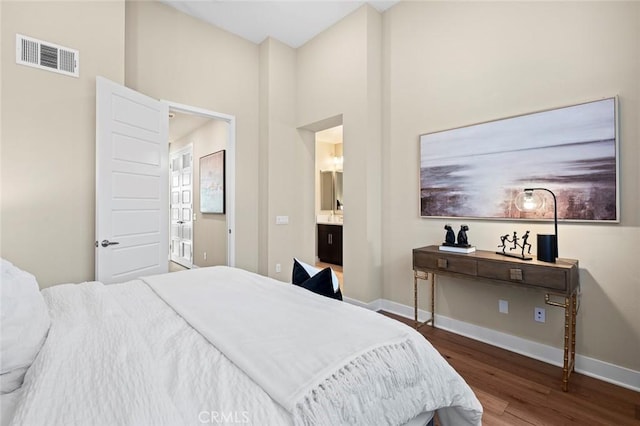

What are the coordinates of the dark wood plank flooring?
(381, 312, 640, 425)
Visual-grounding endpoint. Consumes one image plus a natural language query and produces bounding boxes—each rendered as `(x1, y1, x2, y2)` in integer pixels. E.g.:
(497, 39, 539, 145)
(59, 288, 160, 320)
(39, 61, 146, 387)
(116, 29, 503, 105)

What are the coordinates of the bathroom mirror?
(320, 171, 334, 211)
(320, 170, 343, 214)
(335, 171, 343, 214)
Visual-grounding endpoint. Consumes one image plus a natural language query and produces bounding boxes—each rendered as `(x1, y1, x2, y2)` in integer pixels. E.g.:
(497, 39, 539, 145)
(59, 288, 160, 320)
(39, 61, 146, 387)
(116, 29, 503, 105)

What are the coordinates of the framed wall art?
(200, 150, 225, 214)
(419, 97, 619, 222)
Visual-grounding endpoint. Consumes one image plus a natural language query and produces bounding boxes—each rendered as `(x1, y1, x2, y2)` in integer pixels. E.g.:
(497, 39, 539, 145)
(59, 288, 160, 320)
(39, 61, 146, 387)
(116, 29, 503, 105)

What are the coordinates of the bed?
(1, 260, 482, 426)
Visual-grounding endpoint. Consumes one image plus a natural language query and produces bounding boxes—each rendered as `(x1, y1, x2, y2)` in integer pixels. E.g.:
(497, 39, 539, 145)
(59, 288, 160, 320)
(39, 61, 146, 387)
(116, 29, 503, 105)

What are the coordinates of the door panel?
(112, 135, 161, 164)
(112, 94, 160, 130)
(169, 145, 193, 268)
(112, 243, 162, 278)
(112, 210, 160, 236)
(113, 173, 160, 198)
(96, 77, 169, 284)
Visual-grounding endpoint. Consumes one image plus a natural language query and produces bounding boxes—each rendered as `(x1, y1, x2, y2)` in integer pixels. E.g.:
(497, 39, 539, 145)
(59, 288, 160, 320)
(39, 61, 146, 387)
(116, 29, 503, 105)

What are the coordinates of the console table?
(412, 245, 580, 391)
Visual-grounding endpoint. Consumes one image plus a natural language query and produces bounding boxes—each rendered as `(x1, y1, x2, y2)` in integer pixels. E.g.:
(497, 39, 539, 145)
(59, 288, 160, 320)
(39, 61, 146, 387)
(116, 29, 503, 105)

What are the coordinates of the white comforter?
(8, 267, 482, 426)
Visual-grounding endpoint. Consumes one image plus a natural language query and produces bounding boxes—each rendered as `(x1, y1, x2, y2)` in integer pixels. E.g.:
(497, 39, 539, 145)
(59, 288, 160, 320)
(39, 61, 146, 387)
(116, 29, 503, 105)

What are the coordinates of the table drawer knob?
(509, 268, 523, 281)
(437, 258, 448, 268)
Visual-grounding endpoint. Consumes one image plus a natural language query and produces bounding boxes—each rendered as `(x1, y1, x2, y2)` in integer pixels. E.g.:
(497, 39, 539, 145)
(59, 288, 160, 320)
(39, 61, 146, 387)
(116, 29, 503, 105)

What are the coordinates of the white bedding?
(144, 267, 481, 425)
(7, 267, 482, 426)
(0, 259, 50, 394)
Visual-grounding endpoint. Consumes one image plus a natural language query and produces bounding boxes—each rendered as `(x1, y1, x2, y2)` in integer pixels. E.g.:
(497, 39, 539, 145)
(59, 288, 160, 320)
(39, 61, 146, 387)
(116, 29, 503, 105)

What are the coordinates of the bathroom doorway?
(315, 125, 344, 290)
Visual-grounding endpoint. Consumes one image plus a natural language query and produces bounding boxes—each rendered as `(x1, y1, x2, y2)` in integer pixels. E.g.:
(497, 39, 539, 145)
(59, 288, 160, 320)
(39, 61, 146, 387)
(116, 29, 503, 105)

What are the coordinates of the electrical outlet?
(275, 263, 281, 273)
(203, 252, 207, 261)
(534, 307, 546, 323)
(499, 299, 509, 314)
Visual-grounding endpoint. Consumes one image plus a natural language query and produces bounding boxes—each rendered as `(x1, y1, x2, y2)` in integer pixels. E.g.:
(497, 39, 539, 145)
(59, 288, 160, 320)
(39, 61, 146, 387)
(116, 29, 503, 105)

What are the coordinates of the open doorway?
(165, 101, 236, 270)
(314, 125, 344, 290)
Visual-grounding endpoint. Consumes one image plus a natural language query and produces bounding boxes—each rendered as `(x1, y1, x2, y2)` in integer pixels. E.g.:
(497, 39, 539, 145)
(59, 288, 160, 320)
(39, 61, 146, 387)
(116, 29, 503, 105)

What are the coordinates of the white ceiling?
(160, 0, 398, 48)
(316, 125, 343, 144)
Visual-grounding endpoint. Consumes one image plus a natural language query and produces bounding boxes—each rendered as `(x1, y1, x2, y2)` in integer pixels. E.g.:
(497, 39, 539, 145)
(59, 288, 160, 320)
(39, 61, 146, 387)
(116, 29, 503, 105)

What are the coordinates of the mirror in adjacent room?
(319, 170, 343, 214)
(320, 170, 334, 211)
(335, 171, 343, 212)
(316, 124, 343, 215)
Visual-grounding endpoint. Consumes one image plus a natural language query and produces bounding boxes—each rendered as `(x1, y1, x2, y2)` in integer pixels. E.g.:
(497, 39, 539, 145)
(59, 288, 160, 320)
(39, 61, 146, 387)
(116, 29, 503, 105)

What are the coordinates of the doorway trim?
(163, 100, 236, 267)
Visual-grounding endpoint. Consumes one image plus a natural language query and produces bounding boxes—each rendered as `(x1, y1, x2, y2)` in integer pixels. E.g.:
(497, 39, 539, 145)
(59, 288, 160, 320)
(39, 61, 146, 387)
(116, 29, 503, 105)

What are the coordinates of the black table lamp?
(515, 187, 558, 262)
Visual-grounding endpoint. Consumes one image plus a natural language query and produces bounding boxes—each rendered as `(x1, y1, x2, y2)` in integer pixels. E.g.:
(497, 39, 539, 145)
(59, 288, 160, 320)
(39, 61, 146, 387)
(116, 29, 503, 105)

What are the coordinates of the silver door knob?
(101, 240, 120, 247)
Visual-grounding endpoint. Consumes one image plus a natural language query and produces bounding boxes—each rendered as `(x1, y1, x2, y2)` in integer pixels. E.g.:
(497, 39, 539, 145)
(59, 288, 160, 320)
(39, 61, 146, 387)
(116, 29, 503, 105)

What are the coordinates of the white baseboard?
(342, 296, 382, 311)
(344, 297, 640, 392)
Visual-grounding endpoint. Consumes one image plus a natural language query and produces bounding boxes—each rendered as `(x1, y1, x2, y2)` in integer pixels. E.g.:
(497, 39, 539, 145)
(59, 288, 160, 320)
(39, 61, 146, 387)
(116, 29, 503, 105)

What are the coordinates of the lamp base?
(537, 234, 556, 263)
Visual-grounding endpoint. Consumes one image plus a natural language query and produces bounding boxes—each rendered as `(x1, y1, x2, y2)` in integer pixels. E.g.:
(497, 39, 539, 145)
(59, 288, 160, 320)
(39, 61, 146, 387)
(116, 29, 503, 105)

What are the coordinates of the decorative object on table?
(440, 224, 476, 253)
(514, 187, 558, 262)
(496, 230, 533, 260)
(457, 225, 470, 246)
(443, 224, 456, 245)
(200, 150, 225, 214)
(419, 97, 618, 221)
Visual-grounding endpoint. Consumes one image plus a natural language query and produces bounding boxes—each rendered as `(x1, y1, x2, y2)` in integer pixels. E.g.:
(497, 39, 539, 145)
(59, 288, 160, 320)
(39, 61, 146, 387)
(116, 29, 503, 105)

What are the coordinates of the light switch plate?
(275, 216, 289, 225)
(499, 299, 509, 314)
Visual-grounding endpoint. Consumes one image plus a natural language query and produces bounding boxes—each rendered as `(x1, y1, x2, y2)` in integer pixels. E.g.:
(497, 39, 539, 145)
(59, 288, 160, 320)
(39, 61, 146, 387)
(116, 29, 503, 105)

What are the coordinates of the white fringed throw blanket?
(143, 266, 482, 425)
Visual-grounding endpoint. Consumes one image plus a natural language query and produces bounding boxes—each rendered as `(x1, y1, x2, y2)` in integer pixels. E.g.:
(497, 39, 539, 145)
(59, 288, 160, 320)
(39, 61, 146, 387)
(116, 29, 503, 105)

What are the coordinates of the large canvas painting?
(419, 97, 619, 222)
(200, 150, 225, 214)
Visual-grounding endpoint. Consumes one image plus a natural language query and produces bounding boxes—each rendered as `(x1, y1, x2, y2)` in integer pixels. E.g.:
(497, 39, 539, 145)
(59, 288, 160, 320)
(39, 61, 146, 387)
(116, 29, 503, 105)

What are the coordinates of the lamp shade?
(514, 187, 559, 261)
(514, 190, 544, 213)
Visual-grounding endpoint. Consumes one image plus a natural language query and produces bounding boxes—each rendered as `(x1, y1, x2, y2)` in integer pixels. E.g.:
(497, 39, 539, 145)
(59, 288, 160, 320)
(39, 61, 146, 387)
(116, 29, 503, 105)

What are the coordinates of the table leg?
(430, 273, 435, 327)
(413, 271, 433, 330)
(562, 296, 570, 392)
(414, 272, 418, 327)
(571, 292, 577, 372)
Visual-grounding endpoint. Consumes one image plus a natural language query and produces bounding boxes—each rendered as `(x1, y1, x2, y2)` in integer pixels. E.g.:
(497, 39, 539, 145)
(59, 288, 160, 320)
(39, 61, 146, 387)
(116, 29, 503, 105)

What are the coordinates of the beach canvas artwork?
(420, 97, 618, 221)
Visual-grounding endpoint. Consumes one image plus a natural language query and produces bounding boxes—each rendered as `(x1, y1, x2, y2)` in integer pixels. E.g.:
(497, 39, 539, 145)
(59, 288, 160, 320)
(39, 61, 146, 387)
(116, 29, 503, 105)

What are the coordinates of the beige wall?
(0, 1, 125, 287)
(125, 0, 260, 272)
(381, 1, 640, 371)
(170, 119, 228, 267)
(297, 5, 383, 302)
(259, 38, 316, 280)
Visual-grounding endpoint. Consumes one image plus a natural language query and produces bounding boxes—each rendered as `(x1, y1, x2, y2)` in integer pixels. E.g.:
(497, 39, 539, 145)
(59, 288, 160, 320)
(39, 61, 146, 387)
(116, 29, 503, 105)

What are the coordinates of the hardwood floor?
(315, 261, 343, 290)
(169, 261, 188, 272)
(382, 312, 640, 425)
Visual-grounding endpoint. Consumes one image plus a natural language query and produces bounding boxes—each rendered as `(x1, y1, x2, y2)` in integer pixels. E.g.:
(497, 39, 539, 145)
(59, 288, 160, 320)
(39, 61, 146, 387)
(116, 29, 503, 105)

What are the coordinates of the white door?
(170, 146, 193, 268)
(96, 77, 169, 284)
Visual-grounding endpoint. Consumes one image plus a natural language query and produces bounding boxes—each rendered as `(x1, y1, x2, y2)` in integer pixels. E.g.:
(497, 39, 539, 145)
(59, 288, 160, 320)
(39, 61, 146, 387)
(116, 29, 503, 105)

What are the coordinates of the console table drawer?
(414, 252, 477, 276)
(477, 262, 567, 292)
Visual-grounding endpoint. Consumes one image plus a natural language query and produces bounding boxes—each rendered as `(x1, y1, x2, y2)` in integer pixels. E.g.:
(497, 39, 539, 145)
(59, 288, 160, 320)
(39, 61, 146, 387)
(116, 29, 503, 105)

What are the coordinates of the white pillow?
(293, 258, 340, 292)
(0, 259, 51, 393)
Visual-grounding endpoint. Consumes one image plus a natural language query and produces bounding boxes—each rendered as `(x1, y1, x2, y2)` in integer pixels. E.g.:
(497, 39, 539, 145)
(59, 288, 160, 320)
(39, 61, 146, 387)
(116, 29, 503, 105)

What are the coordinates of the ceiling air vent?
(16, 34, 79, 78)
